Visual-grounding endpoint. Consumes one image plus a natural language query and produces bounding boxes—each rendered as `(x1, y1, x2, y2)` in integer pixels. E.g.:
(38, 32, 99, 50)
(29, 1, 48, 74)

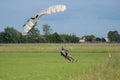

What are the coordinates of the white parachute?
(23, 4, 67, 35)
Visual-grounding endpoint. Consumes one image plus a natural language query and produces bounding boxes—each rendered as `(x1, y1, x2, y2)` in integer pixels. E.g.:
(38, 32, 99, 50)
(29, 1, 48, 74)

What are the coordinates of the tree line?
(0, 24, 79, 43)
(0, 24, 120, 43)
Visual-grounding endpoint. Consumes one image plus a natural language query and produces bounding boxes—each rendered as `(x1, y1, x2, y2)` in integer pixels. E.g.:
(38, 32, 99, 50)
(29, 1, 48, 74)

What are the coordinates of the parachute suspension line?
(60, 41, 67, 51)
(61, 43, 65, 49)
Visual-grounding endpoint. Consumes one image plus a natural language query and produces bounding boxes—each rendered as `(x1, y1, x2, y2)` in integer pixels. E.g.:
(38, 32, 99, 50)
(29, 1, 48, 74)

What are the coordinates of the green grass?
(0, 43, 120, 53)
(70, 53, 120, 80)
(0, 43, 120, 80)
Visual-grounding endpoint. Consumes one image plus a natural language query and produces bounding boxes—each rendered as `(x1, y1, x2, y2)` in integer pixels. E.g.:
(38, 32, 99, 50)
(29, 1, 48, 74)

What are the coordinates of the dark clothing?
(60, 49, 77, 62)
(61, 51, 68, 57)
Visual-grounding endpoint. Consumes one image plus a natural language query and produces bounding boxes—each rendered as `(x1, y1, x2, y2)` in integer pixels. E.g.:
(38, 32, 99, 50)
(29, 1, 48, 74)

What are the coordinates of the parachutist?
(60, 47, 77, 62)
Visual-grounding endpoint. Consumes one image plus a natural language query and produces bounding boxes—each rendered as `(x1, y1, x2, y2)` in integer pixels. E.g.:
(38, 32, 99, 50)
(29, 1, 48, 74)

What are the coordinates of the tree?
(2, 27, 21, 43)
(108, 30, 120, 42)
(28, 27, 40, 37)
(27, 22, 40, 37)
(60, 34, 79, 43)
(60, 34, 70, 43)
(0, 32, 6, 43)
(84, 35, 95, 42)
(43, 24, 52, 35)
(22, 22, 43, 43)
(46, 32, 62, 43)
(69, 34, 79, 43)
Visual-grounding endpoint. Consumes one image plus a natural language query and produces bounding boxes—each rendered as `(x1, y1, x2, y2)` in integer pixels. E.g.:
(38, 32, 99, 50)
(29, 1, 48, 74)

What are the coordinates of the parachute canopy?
(23, 4, 66, 35)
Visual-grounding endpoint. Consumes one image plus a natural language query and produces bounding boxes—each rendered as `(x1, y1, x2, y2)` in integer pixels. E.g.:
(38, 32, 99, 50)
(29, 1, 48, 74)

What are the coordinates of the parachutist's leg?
(67, 55, 77, 62)
(65, 56, 72, 62)
(68, 56, 74, 61)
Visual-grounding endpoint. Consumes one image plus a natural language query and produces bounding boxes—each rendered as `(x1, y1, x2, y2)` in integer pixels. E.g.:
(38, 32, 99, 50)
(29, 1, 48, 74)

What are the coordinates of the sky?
(0, 0, 120, 37)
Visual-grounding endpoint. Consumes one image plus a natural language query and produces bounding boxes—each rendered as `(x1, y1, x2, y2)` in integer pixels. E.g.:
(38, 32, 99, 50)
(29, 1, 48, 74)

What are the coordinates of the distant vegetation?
(0, 25, 120, 43)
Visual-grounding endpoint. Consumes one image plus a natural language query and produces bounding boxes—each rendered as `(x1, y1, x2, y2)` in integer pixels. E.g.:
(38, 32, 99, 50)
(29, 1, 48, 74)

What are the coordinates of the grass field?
(0, 43, 120, 80)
